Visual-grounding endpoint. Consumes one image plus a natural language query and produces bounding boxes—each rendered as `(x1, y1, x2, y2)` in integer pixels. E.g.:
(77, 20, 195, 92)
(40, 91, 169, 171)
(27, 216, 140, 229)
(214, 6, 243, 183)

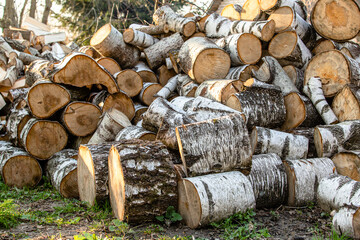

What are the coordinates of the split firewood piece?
(311, 39, 336, 56)
(178, 171, 255, 229)
(204, 13, 232, 38)
(132, 103, 147, 125)
(303, 77, 338, 125)
(179, 37, 230, 84)
(0, 141, 42, 188)
(195, 79, 242, 104)
(6, 108, 31, 146)
(7, 57, 23, 71)
(0, 66, 17, 87)
(231, 20, 276, 42)
(226, 78, 286, 129)
(283, 65, 304, 91)
(314, 120, 360, 158)
(157, 65, 176, 86)
(176, 74, 198, 97)
(133, 62, 157, 83)
(88, 108, 131, 144)
(49, 53, 119, 94)
(92, 90, 135, 121)
(176, 113, 252, 177)
(240, 0, 266, 21)
(12, 50, 42, 65)
(90, 24, 140, 68)
(123, 28, 159, 48)
(78, 46, 102, 59)
(108, 139, 177, 222)
(61, 102, 101, 137)
(169, 49, 180, 74)
(332, 85, 360, 122)
(153, 5, 196, 37)
(144, 33, 184, 69)
(115, 126, 156, 141)
(96, 57, 122, 75)
(139, 82, 162, 106)
(0, 37, 17, 58)
(215, 33, 262, 66)
(113, 70, 143, 97)
(221, 4, 242, 21)
(77, 143, 113, 205)
(129, 23, 170, 35)
(290, 128, 317, 158)
(154, 75, 178, 99)
(311, 0, 360, 41)
(332, 151, 360, 181)
(26, 80, 71, 119)
(0, 52, 7, 70)
(247, 153, 287, 208)
(259, 0, 307, 20)
(46, 149, 79, 198)
(333, 207, 360, 239)
(251, 127, 309, 160)
(317, 175, 360, 212)
(284, 158, 335, 206)
(305, 50, 360, 97)
(268, 6, 316, 49)
(20, 118, 68, 160)
(226, 65, 259, 81)
(268, 31, 312, 68)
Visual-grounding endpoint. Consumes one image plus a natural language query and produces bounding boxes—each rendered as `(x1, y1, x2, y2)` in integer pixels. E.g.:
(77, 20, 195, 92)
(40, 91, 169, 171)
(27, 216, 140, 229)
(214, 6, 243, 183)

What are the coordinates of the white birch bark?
(6, 108, 31, 146)
(260, 0, 307, 20)
(195, 79, 241, 103)
(123, 29, 159, 48)
(115, 125, 155, 141)
(333, 207, 360, 239)
(0, 37, 16, 58)
(132, 61, 157, 83)
(154, 75, 178, 98)
(204, 13, 232, 38)
(129, 23, 169, 35)
(231, 20, 276, 42)
(176, 74, 198, 97)
(226, 65, 259, 81)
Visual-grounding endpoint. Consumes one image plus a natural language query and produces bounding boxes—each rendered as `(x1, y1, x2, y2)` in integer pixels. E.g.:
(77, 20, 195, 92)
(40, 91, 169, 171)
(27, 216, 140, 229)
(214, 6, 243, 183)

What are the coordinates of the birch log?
(332, 151, 360, 181)
(231, 20, 276, 42)
(154, 75, 178, 99)
(108, 140, 177, 222)
(176, 74, 198, 97)
(132, 103, 148, 125)
(259, 0, 308, 20)
(178, 171, 255, 229)
(251, 127, 309, 160)
(225, 65, 259, 82)
(332, 85, 360, 122)
(221, 4, 243, 21)
(0, 142, 42, 188)
(6, 108, 31, 146)
(176, 113, 252, 177)
(204, 13, 233, 38)
(240, 0, 266, 21)
(25, 59, 52, 87)
(133, 62, 157, 83)
(138, 82, 162, 106)
(283, 158, 335, 206)
(129, 23, 169, 35)
(303, 77, 338, 125)
(290, 128, 317, 158)
(283, 65, 304, 91)
(157, 65, 176, 86)
(179, 37, 231, 84)
(88, 108, 131, 144)
(336, 41, 360, 63)
(0, 37, 17, 58)
(314, 121, 360, 157)
(195, 79, 242, 104)
(332, 207, 360, 239)
(90, 24, 140, 68)
(46, 149, 78, 198)
(114, 70, 143, 97)
(247, 154, 287, 208)
(153, 5, 196, 37)
(115, 126, 156, 141)
(123, 29, 159, 48)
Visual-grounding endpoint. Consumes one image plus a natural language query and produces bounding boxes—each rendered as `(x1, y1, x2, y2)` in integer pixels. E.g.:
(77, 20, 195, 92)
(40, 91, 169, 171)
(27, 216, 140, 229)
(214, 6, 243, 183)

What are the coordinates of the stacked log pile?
(0, 0, 360, 236)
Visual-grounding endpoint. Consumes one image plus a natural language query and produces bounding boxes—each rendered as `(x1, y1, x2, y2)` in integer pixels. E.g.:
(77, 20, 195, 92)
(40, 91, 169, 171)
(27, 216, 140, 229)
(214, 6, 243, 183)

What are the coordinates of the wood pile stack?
(0, 0, 360, 236)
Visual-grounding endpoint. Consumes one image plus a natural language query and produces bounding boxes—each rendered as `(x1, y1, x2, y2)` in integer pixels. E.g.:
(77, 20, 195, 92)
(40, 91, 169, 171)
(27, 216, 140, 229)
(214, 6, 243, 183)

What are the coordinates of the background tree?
(1, 0, 19, 28)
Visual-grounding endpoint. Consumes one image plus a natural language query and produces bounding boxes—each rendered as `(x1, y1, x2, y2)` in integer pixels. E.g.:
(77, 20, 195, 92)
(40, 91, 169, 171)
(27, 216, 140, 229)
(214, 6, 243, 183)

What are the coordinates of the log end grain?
(96, 57, 122, 75)
(238, 33, 262, 64)
(114, 70, 143, 97)
(332, 152, 360, 181)
(281, 92, 306, 131)
(60, 168, 79, 198)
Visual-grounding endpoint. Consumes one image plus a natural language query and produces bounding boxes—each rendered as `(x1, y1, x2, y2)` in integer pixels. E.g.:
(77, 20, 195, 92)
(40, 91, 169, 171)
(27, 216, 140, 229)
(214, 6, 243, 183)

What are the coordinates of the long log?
(123, 28, 159, 48)
(332, 151, 360, 181)
(231, 20, 276, 42)
(108, 140, 177, 222)
(332, 85, 360, 122)
(178, 171, 255, 229)
(129, 23, 169, 35)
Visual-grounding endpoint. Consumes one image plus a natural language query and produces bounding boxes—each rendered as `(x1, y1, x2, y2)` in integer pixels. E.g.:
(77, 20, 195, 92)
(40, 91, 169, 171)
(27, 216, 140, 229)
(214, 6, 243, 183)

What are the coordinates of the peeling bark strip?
(25, 59, 52, 87)
(231, 20, 275, 42)
(226, 78, 286, 130)
(77, 143, 113, 206)
(153, 5, 196, 37)
(314, 120, 360, 158)
(176, 113, 252, 177)
(144, 33, 184, 69)
(90, 24, 140, 69)
(46, 149, 78, 198)
(109, 139, 177, 223)
(195, 79, 242, 104)
(303, 77, 338, 125)
(20, 118, 68, 160)
(154, 75, 178, 99)
(226, 65, 259, 82)
(6, 108, 31, 146)
(176, 74, 198, 97)
(123, 29, 159, 48)
(115, 126, 156, 141)
(260, 0, 307, 20)
(251, 127, 308, 160)
(0, 141, 41, 188)
(178, 171, 256, 229)
(247, 154, 287, 208)
(49, 53, 119, 94)
(179, 37, 231, 84)
(283, 158, 335, 207)
(332, 85, 360, 122)
(88, 108, 131, 144)
(333, 207, 360, 239)
(332, 151, 360, 181)
(317, 175, 360, 212)
(204, 13, 233, 38)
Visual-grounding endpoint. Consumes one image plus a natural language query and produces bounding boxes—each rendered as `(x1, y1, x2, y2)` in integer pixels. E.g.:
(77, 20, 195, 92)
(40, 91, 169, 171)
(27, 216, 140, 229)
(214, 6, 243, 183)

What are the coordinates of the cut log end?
(183, 21, 197, 37)
(261, 20, 276, 42)
(314, 127, 323, 158)
(332, 152, 360, 181)
(332, 85, 360, 122)
(281, 93, 306, 131)
(90, 24, 112, 46)
(60, 168, 79, 198)
(123, 29, 135, 43)
(115, 70, 143, 97)
(269, 31, 297, 59)
(221, 4, 241, 21)
(237, 33, 262, 64)
(138, 71, 158, 83)
(259, 0, 277, 11)
(268, 6, 294, 33)
(96, 57, 122, 75)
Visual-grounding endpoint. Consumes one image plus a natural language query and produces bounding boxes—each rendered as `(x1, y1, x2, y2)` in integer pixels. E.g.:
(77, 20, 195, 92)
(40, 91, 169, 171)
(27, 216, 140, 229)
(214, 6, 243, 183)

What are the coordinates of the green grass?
(0, 199, 22, 228)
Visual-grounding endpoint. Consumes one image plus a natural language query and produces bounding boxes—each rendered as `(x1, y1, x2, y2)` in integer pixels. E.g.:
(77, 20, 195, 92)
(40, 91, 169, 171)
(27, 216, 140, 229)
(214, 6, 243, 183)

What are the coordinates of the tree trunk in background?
(19, 0, 29, 27)
(2, 0, 19, 29)
(29, 0, 37, 18)
(42, 0, 52, 24)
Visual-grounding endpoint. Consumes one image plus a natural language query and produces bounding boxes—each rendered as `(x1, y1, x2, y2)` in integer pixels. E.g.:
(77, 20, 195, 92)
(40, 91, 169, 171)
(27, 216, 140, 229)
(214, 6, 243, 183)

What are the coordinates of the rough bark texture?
(283, 158, 335, 206)
(108, 140, 177, 222)
(178, 171, 255, 229)
(176, 113, 252, 177)
(204, 13, 232, 38)
(247, 153, 287, 208)
(290, 128, 317, 158)
(115, 126, 156, 141)
(332, 207, 360, 239)
(25, 59, 52, 87)
(332, 151, 360, 181)
(6, 108, 31, 146)
(251, 127, 309, 160)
